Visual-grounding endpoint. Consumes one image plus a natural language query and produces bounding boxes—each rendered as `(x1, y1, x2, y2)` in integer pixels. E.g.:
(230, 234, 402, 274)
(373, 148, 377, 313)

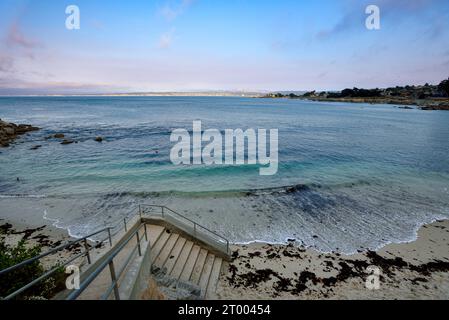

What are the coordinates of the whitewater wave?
(0, 194, 47, 199)
(0, 179, 377, 201)
(5, 179, 375, 200)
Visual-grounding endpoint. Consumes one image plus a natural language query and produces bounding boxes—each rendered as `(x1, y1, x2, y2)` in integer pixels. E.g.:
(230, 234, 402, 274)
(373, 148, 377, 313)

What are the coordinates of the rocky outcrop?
(0, 119, 39, 147)
(420, 105, 449, 111)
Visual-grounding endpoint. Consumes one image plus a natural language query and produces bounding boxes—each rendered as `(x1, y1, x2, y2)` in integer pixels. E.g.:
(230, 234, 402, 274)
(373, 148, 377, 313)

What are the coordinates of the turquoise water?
(1, 97, 449, 253)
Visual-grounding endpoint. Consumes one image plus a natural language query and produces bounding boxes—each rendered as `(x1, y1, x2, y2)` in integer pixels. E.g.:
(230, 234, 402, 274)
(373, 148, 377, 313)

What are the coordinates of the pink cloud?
(7, 21, 40, 49)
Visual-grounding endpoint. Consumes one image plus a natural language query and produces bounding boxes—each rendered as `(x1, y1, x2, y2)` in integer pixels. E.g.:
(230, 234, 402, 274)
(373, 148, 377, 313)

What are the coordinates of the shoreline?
(260, 96, 449, 110)
(215, 219, 449, 300)
(232, 215, 448, 255)
(2, 214, 449, 299)
(1, 191, 448, 255)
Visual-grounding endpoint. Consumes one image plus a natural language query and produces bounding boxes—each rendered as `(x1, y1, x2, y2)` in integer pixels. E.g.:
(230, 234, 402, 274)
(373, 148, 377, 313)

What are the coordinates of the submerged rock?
(61, 139, 75, 145)
(53, 133, 65, 139)
(94, 136, 103, 142)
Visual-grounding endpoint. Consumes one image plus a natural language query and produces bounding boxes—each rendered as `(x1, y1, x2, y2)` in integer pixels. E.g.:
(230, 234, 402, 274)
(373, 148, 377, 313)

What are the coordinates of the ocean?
(1, 96, 449, 253)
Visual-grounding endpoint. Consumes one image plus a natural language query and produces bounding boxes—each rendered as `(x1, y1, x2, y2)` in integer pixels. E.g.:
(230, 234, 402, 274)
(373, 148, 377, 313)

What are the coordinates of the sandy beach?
(215, 220, 449, 300)
(0, 218, 85, 271)
(2, 214, 449, 300)
(0, 214, 112, 274)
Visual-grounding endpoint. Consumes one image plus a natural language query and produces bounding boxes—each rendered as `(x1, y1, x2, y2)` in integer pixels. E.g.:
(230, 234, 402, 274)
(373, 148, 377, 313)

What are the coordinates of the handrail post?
(144, 223, 148, 242)
(161, 206, 164, 218)
(136, 232, 142, 256)
(108, 260, 120, 300)
(107, 228, 113, 247)
(83, 239, 91, 264)
(124, 218, 127, 232)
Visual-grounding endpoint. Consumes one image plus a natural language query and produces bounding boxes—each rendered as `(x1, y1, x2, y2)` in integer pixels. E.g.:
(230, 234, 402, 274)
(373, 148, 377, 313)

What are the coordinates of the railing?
(0, 227, 113, 300)
(67, 222, 148, 300)
(139, 204, 230, 256)
(0, 204, 230, 300)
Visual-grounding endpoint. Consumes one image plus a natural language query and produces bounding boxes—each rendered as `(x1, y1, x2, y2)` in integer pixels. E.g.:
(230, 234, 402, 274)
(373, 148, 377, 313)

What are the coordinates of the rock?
(4, 127, 15, 136)
(30, 145, 42, 150)
(61, 139, 75, 145)
(53, 133, 65, 139)
(94, 136, 103, 142)
(16, 124, 39, 134)
(421, 105, 449, 111)
(0, 119, 40, 148)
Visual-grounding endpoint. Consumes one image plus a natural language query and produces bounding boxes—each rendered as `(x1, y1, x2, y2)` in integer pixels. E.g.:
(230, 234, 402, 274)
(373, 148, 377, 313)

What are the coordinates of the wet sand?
(215, 220, 449, 300)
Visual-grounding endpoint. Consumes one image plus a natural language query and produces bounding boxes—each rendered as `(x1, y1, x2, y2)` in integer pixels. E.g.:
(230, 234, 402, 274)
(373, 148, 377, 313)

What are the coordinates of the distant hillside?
(261, 78, 449, 110)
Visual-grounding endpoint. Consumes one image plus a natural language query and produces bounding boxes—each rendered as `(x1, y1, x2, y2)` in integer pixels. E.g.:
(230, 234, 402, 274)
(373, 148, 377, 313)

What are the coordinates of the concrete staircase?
(147, 225, 223, 299)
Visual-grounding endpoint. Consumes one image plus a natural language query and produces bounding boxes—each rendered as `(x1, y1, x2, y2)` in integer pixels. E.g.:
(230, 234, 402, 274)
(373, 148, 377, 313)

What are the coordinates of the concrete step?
(189, 248, 208, 285)
(154, 233, 180, 268)
(151, 230, 171, 261)
(147, 225, 165, 248)
(170, 241, 194, 279)
(143, 224, 227, 300)
(79, 227, 150, 300)
(179, 245, 201, 282)
(198, 253, 215, 297)
(205, 257, 223, 299)
(163, 237, 187, 275)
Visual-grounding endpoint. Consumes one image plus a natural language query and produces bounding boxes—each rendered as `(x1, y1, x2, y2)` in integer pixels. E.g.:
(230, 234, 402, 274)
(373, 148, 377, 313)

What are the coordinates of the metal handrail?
(3, 250, 86, 300)
(0, 227, 112, 277)
(1, 204, 229, 300)
(67, 223, 147, 300)
(140, 204, 230, 254)
(111, 204, 229, 255)
(165, 207, 229, 246)
(0, 227, 113, 300)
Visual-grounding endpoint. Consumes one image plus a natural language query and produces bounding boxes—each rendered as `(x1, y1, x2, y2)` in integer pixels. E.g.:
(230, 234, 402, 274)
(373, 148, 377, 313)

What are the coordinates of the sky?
(0, 0, 448, 94)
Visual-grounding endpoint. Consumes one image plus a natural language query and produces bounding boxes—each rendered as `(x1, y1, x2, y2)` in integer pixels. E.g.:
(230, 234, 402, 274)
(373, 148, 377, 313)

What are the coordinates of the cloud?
(157, 28, 176, 49)
(159, 0, 194, 21)
(315, 0, 447, 39)
(0, 79, 127, 95)
(7, 21, 40, 49)
(316, 12, 359, 39)
(0, 55, 14, 73)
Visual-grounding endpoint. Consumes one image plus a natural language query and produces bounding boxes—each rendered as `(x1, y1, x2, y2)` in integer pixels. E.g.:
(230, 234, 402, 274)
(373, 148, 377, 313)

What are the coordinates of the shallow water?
(1, 96, 448, 253)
